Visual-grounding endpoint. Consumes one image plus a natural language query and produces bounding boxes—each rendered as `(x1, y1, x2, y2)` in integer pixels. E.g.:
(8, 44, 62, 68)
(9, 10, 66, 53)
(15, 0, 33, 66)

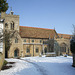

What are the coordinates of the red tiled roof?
(19, 26, 58, 39)
(58, 33, 72, 39)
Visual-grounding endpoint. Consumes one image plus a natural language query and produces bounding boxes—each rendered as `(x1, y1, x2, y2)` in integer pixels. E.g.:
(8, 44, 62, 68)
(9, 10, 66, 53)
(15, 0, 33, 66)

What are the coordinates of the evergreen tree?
(0, 0, 9, 13)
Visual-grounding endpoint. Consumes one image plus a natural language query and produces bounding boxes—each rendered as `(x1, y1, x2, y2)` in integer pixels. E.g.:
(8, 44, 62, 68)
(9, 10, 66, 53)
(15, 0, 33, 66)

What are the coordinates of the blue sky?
(6, 0, 75, 34)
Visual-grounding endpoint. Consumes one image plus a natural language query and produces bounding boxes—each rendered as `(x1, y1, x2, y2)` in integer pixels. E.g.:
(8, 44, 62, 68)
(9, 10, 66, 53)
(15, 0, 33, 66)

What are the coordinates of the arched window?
(14, 49, 19, 57)
(32, 40, 34, 42)
(15, 38, 18, 43)
(24, 39, 26, 42)
(26, 47, 30, 53)
(5, 23, 8, 28)
(36, 47, 39, 53)
(44, 47, 47, 53)
(40, 40, 42, 43)
(11, 21, 14, 30)
(60, 43, 66, 52)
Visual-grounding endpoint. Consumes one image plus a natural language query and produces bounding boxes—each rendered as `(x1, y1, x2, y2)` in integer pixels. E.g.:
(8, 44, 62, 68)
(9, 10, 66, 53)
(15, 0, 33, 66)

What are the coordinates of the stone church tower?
(1, 11, 19, 32)
(1, 11, 23, 58)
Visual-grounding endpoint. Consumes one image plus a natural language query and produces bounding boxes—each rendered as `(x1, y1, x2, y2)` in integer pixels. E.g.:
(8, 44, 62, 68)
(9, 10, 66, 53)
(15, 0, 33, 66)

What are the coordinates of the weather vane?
(10, 7, 12, 11)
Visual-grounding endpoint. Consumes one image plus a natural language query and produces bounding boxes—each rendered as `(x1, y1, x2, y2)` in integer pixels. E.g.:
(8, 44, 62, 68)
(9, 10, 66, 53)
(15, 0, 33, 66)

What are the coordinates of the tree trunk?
(5, 50, 8, 58)
(73, 53, 75, 67)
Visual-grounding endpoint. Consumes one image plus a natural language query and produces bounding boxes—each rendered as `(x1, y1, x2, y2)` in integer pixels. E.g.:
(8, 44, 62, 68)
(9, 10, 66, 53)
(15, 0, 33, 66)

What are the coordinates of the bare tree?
(0, 27, 19, 58)
(70, 24, 75, 67)
(4, 30, 19, 58)
(72, 24, 75, 37)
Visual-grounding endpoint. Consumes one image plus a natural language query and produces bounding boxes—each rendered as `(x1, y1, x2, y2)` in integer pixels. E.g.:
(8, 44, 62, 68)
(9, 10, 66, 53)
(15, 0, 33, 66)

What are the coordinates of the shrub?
(3, 60, 8, 66)
(70, 39, 75, 54)
(17, 56, 20, 59)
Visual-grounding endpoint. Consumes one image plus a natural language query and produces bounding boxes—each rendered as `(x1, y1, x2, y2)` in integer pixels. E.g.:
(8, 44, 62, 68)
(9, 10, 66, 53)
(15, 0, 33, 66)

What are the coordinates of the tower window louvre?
(11, 21, 14, 30)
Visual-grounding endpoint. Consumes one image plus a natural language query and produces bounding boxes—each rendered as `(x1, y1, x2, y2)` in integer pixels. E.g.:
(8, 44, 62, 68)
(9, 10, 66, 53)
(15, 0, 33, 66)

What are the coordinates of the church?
(0, 11, 72, 58)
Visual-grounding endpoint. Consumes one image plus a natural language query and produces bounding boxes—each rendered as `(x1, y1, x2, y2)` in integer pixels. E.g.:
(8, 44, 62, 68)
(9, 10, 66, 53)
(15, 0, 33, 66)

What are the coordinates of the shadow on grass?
(1, 62, 15, 70)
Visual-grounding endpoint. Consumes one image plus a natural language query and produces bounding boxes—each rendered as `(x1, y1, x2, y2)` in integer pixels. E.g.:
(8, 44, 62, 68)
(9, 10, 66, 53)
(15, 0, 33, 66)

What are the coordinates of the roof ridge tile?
(20, 26, 54, 31)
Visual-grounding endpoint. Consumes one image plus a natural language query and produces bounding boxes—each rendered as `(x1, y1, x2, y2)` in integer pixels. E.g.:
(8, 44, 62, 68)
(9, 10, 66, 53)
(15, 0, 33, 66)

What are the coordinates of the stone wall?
(23, 44, 42, 56)
(8, 32, 23, 58)
(0, 37, 5, 70)
(0, 39, 5, 70)
(0, 53, 4, 70)
(55, 38, 72, 56)
(22, 38, 48, 57)
(8, 37, 48, 57)
(0, 16, 5, 70)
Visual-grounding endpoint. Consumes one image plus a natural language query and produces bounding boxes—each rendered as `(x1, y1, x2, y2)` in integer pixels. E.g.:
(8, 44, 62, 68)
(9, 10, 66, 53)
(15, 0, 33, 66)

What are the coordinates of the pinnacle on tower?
(10, 7, 14, 15)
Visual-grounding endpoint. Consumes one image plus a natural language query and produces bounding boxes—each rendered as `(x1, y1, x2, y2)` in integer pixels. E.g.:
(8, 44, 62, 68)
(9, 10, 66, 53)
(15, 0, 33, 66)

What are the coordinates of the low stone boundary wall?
(0, 53, 4, 70)
(46, 52, 56, 57)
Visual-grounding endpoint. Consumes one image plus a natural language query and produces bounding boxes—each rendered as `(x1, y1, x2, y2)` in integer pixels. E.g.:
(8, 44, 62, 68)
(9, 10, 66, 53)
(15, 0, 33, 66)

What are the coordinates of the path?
(20, 59, 48, 75)
(0, 56, 74, 75)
